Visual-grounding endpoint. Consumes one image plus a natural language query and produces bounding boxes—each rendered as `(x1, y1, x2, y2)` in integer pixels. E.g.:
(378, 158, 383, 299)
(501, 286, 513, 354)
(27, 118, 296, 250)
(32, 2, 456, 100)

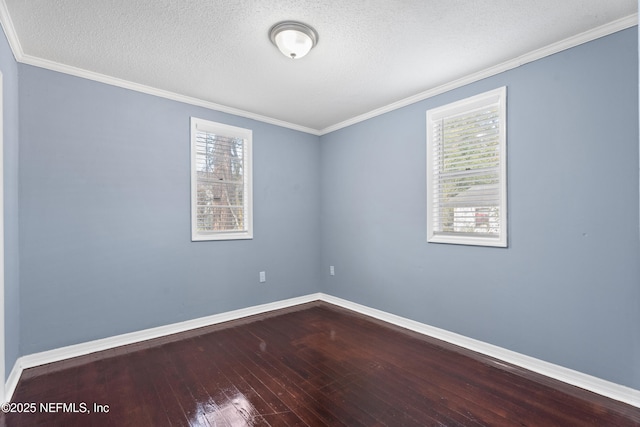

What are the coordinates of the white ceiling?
(1, 1, 637, 134)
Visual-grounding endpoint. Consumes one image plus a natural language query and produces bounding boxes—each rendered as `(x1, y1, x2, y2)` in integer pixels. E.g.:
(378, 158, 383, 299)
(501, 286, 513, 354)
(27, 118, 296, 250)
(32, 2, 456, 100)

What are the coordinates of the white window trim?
(191, 117, 253, 241)
(426, 87, 507, 247)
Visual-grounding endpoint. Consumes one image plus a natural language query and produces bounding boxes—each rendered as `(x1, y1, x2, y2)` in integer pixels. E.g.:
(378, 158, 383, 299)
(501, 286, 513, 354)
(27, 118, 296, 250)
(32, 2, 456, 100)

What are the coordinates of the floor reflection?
(192, 393, 259, 426)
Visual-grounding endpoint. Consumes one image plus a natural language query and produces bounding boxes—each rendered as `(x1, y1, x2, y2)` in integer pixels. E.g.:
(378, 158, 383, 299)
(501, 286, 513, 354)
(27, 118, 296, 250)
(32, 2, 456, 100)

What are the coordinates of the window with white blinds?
(191, 118, 253, 241)
(426, 87, 507, 247)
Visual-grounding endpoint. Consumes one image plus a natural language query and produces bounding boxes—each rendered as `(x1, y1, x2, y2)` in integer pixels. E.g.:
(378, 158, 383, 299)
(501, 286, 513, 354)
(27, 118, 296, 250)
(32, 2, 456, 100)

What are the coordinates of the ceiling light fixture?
(269, 21, 318, 59)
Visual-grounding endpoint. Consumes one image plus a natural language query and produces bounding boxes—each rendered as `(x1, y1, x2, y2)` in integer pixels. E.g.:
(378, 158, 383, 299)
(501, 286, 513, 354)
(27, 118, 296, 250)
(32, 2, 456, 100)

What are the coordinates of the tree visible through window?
(426, 87, 507, 247)
(191, 118, 253, 241)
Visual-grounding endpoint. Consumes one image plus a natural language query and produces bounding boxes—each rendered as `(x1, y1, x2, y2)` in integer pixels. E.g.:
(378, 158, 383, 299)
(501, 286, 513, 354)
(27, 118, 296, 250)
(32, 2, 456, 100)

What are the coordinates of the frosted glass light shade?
(269, 22, 318, 59)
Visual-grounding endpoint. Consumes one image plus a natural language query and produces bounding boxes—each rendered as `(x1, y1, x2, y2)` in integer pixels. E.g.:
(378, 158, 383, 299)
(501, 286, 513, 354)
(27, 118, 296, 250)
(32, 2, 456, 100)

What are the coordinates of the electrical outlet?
(330, 266, 335, 276)
(259, 271, 266, 283)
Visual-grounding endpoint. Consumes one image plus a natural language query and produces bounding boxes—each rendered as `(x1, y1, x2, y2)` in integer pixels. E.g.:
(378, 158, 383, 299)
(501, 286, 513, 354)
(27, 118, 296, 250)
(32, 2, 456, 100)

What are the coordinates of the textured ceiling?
(1, 0, 637, 133)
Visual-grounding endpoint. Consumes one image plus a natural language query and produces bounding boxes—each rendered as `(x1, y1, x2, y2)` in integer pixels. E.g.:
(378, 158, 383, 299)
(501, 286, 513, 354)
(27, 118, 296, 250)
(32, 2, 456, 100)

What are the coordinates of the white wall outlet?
(259, 271, 266, 283)
(330, 266, 335, 276)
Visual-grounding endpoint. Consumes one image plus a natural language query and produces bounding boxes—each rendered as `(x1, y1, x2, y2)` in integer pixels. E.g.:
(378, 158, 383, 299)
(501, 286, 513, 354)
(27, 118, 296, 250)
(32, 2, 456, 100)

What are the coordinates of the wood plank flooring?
(3, 301, 639, 426)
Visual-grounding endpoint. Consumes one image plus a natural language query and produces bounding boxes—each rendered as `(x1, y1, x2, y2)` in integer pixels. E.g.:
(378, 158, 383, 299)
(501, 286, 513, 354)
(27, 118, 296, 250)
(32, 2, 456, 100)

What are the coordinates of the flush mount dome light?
(269, 21, 318, 59)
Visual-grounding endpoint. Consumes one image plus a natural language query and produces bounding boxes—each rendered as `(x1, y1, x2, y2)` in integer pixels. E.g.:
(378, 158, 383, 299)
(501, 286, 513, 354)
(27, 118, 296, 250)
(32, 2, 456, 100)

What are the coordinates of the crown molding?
(19, 54, 322, 136)
(0, 0, 21, 63)
(319, 13, 638, 135)
(0, 1, 320, 136)
(0, 3, 636, 136)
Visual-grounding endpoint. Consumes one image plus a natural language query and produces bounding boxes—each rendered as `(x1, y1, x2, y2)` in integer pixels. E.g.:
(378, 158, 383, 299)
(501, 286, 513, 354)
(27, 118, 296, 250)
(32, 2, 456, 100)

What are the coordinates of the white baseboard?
(318, 293, 640, 408)
(5, 292, 639, 409)
(5, 359, 21, 405)
(4, 293, 321, 402)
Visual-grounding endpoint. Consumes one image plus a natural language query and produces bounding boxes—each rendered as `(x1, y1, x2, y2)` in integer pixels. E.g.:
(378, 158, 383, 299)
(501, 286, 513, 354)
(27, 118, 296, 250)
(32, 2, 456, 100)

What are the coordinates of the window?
(426, 87, 507, 247)
(191, 117, 253, 241)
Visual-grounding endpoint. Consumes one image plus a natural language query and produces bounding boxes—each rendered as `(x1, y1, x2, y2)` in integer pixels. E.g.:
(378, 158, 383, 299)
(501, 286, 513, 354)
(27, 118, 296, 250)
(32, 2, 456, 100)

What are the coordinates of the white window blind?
(191, 118, 253, 241)
(426, 87, 507, 247)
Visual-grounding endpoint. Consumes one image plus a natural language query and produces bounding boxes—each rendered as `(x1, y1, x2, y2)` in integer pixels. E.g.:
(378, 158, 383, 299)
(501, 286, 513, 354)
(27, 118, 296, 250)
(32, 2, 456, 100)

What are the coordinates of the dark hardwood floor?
(3, 301, 639, 426)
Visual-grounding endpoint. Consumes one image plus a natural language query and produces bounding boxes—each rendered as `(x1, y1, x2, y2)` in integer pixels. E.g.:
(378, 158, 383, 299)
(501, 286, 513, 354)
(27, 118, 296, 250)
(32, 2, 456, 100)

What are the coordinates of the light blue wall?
(18, 65, 321, 354)
(0, 25, 19, 381)
(5, 21, 639, 391)
(321, 27, 640, 389)
(636, 15, 640, 391)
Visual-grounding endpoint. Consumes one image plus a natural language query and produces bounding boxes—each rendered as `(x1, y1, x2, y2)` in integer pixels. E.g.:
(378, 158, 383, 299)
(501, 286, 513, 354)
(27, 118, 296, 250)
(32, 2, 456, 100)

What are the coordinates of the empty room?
(0, 1, 639, 426)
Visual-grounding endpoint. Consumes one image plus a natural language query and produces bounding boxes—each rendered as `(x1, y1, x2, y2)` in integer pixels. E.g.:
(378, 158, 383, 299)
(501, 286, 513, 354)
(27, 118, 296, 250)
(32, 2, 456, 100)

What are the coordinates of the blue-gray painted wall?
(0, 25, 20, 381)
(3, 22, 639, 391)
(18, 64, 321, 354)
(321, 27, 640, 389)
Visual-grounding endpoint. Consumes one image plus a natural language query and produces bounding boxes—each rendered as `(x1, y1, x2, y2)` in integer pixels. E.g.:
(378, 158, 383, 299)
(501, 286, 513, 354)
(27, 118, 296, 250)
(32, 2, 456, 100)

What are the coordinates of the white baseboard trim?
(5, 292, 639, 409)
(318, 293, 640, 408)
(5, 359, 21, 405)
(4, 293, 321, 402)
